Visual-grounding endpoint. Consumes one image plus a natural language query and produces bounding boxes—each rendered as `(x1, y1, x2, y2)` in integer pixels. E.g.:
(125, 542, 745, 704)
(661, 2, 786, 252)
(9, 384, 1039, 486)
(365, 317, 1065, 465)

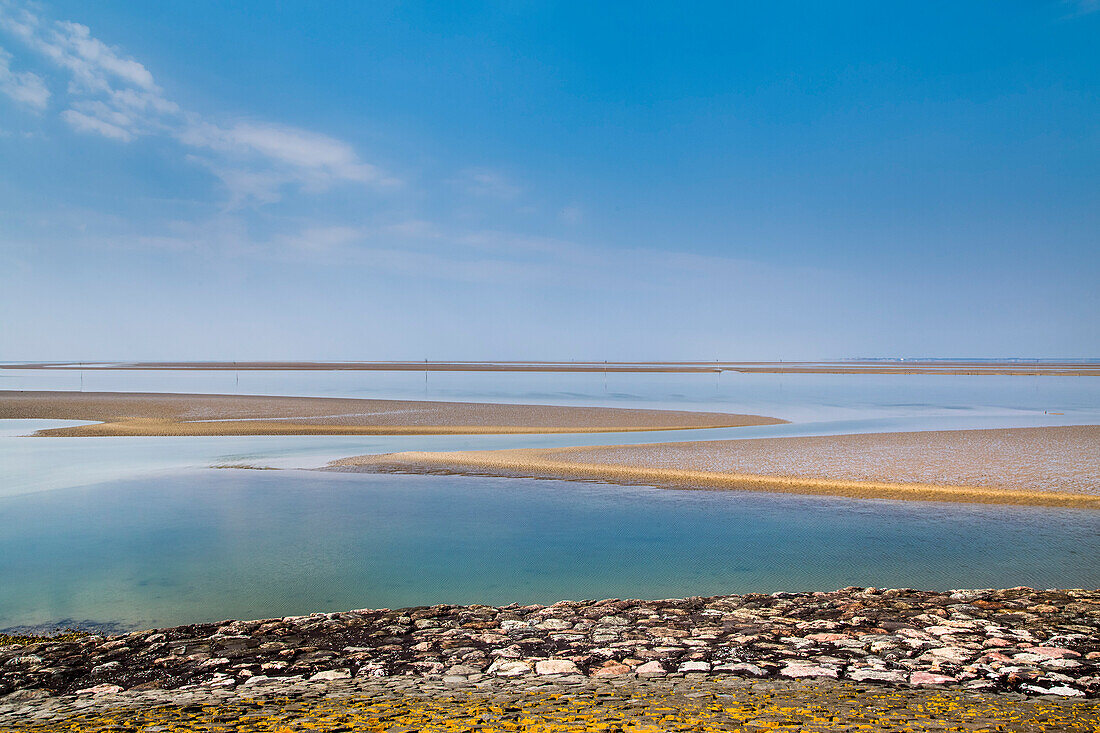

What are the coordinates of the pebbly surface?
(2, 586, 1098, 712)
(4, 675, 1098, 732)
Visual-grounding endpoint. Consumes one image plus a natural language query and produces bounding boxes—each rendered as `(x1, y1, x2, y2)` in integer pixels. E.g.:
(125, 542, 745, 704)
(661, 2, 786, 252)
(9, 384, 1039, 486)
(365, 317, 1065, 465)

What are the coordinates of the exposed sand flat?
(4, 360, 1098, 375)
(332, 426, 1100, 508)
(0, 391, 783, 436)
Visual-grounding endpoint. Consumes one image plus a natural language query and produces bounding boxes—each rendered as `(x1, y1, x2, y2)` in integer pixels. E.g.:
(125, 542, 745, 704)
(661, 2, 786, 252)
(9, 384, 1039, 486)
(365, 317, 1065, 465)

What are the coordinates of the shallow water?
(1, 469, 1097, 630)
(3, 369, 1098, 498)
(4, 367, 1100, 424)
(0, 369, 1097, 630)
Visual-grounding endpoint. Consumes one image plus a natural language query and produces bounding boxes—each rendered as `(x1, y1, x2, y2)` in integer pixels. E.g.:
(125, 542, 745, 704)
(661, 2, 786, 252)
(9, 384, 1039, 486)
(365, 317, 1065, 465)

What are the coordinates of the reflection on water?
(0, 470, 1096, 630)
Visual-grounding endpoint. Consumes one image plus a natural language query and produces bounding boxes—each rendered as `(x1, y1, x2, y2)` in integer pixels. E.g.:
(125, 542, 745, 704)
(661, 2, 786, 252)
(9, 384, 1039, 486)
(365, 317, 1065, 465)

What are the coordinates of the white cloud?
(0, 45, 48, 109)
(0, 2, 176, 139)
(222, 123, 377, 180)
(70, 98, 133, 128)
(192, 164, 287, 206)
(109, 86, 177, 115)
(60, 108, 131, 140)
(0, 2, 582, 277)
(1, 10, 158, 93)
(52, 20, 156, 90)
(179, 121, 387, 198)
(0, 0, 390, 204)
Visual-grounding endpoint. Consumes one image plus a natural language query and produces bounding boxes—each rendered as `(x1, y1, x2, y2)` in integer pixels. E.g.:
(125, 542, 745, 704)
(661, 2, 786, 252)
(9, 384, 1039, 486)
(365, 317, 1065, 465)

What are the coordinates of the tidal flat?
(0, 390, 781, 436)
(335, 425, 1100, 508)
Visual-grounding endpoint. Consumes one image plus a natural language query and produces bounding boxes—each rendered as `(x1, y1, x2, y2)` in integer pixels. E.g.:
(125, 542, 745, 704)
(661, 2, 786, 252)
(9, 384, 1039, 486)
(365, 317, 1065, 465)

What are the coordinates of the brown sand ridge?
(0, 391, 784, 436)
(331, 426, 1100, 509)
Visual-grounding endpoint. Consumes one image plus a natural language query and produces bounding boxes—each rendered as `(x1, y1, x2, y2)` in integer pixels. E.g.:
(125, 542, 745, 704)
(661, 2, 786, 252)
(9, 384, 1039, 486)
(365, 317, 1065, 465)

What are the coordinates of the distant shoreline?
(331, 425, 1100, 509)
(0, 390, 783, 437)
(3, 360, 1099, 376)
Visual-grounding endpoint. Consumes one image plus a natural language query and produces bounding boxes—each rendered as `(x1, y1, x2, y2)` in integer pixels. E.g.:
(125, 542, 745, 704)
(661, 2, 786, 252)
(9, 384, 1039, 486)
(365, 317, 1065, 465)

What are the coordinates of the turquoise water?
(1, 469, 1097, 631)
(1, 369, 1098, 631)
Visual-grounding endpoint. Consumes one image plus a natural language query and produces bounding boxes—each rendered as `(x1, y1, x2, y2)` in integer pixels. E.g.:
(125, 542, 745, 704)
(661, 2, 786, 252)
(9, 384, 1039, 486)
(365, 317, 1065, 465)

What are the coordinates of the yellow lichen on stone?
(5, 682, 1099, 733)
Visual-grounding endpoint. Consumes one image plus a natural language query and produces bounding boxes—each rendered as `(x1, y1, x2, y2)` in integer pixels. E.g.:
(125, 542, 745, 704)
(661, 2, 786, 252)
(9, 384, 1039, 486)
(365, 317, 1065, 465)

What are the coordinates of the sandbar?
(332, 425, 1100, 508)
(0, 391, 783, 436)
(4, 360, 1098, 376)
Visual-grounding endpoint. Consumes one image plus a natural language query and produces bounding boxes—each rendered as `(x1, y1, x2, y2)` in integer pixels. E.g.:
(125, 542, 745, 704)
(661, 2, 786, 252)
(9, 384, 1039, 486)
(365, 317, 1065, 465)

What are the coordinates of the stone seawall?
(2, 587, 1098, 704)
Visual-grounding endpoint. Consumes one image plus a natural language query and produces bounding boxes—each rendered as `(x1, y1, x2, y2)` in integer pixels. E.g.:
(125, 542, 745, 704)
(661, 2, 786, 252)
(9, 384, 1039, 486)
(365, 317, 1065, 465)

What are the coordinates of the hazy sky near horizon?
(1, 1, 1097, 361)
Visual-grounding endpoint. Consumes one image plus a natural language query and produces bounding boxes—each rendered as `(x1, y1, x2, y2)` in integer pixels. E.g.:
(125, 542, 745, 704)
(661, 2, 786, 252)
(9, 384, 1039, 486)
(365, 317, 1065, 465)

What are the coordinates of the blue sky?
(1, 0, 1097, 360)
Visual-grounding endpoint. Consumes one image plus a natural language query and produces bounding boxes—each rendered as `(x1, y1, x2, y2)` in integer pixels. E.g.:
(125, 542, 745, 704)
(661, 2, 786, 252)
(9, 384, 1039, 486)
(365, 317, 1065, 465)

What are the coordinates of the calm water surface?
(1, 469, 1097, 630)
(1, 369, 1098, 630)
(5, 367, 1099, 424)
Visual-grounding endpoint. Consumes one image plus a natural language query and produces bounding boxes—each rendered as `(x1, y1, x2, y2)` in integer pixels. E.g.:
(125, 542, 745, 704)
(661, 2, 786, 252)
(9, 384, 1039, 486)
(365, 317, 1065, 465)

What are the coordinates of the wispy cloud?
(179, 121, 394, 204)
(184, 123, 379, 181)
(60, 107, 131, 140)
(0, 44, 48, 110)
(452, 168, 523, 199)
(0, 0, 584, 279)
(0, 0, 390, 204)
(0, 3, 175, 136)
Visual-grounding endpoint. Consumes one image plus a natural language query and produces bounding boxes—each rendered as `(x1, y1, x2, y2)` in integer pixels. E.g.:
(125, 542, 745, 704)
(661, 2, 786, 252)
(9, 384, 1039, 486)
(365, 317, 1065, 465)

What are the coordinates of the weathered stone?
(849, 668, 906, 683)
(487, 660, 531, 677)
(590, 662, 632, 677)
(780, 663, 839, 679)
(910, 671, 956, 685)
(0, 587, 1096, 699)
(90, 661, 121, 677)
(535, 660, 580, 676)
(714, 663, 768, 677)
(1030, 646, 1081, 659)
(535, 619, 573, 631)
(630, 661, 663, 676)
(444, 664, 482, 676)
(75, 684, 122, 695)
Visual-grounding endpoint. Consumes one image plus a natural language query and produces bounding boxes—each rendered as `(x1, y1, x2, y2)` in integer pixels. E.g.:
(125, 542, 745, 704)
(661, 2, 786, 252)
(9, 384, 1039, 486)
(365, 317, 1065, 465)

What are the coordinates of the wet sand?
(0, 391, 783, 436)
(332, 426, 1100, 508)
(4, 360, 1098, 375)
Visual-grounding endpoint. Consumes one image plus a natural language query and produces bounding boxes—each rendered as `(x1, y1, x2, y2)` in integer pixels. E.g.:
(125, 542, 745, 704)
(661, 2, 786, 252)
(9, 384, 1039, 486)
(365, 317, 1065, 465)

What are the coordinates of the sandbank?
(0, 391, 783, 436)
(4, 360, 1099, 376)
(331, 425, 1100, 508)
